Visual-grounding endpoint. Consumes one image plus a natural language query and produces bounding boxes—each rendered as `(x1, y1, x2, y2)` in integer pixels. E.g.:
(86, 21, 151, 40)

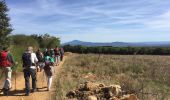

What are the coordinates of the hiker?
(36, 49, 45, 71)
(54, 46, 60, 65)
(44, 51, 55, 91)
(22, 46, 38, 96)
(59, 47, 64, 61)
(0, 47, 15, 95)
(50, 48, 55, 57)
(43, 48, 48, 57)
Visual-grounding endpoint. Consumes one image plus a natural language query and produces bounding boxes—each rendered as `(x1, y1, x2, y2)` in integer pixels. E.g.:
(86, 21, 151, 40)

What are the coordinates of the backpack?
(36, 52, 44, 62)
(54, 48, 60, 56)
(0, 51, 11, 67)
(22, 52, 32, 67)
(44, 56, 53, 70)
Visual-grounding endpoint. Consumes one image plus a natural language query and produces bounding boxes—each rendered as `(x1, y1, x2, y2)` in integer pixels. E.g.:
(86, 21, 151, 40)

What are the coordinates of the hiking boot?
(2, 88, 9, 96)
(25, 89, 30, 96)
(25, 92, 30, 96)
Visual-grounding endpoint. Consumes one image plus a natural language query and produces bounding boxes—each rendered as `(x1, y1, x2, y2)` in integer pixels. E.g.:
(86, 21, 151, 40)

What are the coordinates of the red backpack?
(0, 51, 12, 67)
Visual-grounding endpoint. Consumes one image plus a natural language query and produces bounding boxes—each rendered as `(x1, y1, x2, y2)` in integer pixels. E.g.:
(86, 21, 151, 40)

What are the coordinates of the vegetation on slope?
(56, 54, 170, 100)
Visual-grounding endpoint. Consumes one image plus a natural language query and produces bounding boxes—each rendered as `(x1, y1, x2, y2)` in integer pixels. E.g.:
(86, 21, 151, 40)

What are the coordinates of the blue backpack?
(22, 53, 32, 67)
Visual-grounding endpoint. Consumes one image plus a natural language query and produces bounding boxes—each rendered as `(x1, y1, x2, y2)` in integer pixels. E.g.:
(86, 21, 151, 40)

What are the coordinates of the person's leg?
(30, 68, 37, 92)
(55, 56, 58, 65)
(3, 67, 12, 89)
(40, 62, 45, 71)
(24, 69, 31, 95)
(58, 55, 60, 64)
(60, 55, 63, 61)
(47, 76, 52, 91)
(62, 55, 64, 61)
(2, 67, 12, 95)
(56, 56, 60, 65)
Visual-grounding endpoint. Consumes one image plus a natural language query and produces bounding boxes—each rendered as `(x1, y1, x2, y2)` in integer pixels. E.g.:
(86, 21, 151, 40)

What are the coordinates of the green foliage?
(11, 34, 39, 48)
(31, 33, 60, 48)
(63, 45, 170, 55)
(56, 54, 170, 100)
(9, 33, 60, 70)
(0, 0, 12, 49)
(10, 45, 25, 71)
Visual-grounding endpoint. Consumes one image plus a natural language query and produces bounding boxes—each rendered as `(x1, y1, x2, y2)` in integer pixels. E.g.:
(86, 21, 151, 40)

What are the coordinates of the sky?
(5, 0, 170, 43)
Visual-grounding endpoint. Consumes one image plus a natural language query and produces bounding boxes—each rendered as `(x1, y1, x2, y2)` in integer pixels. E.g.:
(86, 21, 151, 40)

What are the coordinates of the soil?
(0, 58, 65, 100)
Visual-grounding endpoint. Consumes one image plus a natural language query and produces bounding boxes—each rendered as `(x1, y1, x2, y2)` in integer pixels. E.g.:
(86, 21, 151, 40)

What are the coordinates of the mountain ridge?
(62, 40, 170, 47)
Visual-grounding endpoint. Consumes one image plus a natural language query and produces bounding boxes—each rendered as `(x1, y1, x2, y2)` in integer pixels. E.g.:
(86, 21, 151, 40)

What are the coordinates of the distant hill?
(62, 40, 170, 47)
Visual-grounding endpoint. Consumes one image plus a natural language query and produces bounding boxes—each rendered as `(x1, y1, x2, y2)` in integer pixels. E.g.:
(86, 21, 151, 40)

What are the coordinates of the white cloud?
(145, 11, 170, 28)
(6, 0, 170, 42)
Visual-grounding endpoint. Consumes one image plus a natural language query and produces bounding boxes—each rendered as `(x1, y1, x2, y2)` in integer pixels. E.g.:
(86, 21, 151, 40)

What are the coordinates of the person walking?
(0, 47, 15, 95)
(54, 46, 60, 65)
(36, 49, 45, 71)
(22, 46, 38, 96)
(44, 51, 55, 91)
(59, 47, 64, 61)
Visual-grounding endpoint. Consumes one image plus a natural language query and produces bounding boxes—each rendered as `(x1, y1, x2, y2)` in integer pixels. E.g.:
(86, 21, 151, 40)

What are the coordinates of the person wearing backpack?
(0, 47, 15, 96)
(44, 51, 55, 91)
(36, 49, 45, 72)
(22, 46, 38, 96)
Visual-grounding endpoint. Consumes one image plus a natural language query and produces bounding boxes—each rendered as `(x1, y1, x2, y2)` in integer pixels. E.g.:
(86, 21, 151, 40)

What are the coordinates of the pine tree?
(0, 0, 12, 49)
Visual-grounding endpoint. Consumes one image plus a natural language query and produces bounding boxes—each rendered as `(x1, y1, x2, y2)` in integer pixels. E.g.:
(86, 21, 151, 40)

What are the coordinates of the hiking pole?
(15, 70, 16, 91)
(14, 62, 18, 91)
(0, 70, 4, 80)
(0, 69, 4, 93)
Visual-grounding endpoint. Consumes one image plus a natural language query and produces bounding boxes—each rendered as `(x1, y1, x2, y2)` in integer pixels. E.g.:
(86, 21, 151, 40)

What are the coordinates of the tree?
(12, 34, 39, 48)
(31, 33, 60, 48)
(0, 0, 12, 49)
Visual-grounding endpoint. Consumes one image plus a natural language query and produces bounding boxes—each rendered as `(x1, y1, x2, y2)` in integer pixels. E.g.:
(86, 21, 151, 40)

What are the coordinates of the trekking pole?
(0, 69, 4, 93)
(15, 70, 17, 91)
(0, 70, 4, 80)
(14, 62, 18, 91)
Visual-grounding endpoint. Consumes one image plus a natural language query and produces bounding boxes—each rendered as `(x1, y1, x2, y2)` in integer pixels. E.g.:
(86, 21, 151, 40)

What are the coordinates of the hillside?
(63, 40, 170, 47)
(56, 53, 170, 100)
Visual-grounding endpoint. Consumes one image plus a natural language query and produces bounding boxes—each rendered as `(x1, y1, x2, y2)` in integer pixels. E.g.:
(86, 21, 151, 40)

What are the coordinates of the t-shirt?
(45, 56, 54, 63)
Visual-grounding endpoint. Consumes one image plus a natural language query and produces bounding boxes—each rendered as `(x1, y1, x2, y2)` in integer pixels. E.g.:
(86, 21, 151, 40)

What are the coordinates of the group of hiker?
(0, 46, 64, 96)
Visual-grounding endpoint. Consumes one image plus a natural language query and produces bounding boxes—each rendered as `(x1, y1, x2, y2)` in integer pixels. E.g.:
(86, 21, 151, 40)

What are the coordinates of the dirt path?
(0, 57, 66, 100)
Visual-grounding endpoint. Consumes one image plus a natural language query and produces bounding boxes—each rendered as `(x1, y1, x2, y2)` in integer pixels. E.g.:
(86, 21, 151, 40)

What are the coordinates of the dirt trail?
(0, 58, 66, 100)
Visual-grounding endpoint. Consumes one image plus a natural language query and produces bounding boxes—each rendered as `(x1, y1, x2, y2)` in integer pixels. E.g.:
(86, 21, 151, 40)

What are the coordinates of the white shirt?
(31, 53, 38, 64)
(30, 53, 38, 69)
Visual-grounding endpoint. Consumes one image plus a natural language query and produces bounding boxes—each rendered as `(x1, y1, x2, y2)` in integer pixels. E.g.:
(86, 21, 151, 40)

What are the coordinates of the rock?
(66, 90, 76, 98)
(110, 84, 122, 96)
(99, 83, 105, 87)
(66, 82, 138, 100)
(84, 73, 97, 79)
(121, 94, 138, 100)
(87, 95, 98, 100)
(84, 81, 99, 91)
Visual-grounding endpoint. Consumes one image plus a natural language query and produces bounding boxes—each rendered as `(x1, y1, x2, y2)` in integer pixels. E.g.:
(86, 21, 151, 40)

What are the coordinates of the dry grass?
(55, 54, 170, 100)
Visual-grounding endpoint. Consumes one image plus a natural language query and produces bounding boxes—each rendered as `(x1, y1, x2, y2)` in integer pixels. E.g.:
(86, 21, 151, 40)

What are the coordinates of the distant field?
(55, 54, 170, 100)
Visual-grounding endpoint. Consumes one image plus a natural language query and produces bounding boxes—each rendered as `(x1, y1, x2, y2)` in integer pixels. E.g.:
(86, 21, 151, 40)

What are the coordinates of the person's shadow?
(0, 89, 25, 96)
(0, 87, 47, 96)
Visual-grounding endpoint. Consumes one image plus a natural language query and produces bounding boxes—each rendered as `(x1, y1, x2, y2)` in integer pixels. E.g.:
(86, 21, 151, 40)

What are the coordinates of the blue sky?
(5, 0, 170, 43)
